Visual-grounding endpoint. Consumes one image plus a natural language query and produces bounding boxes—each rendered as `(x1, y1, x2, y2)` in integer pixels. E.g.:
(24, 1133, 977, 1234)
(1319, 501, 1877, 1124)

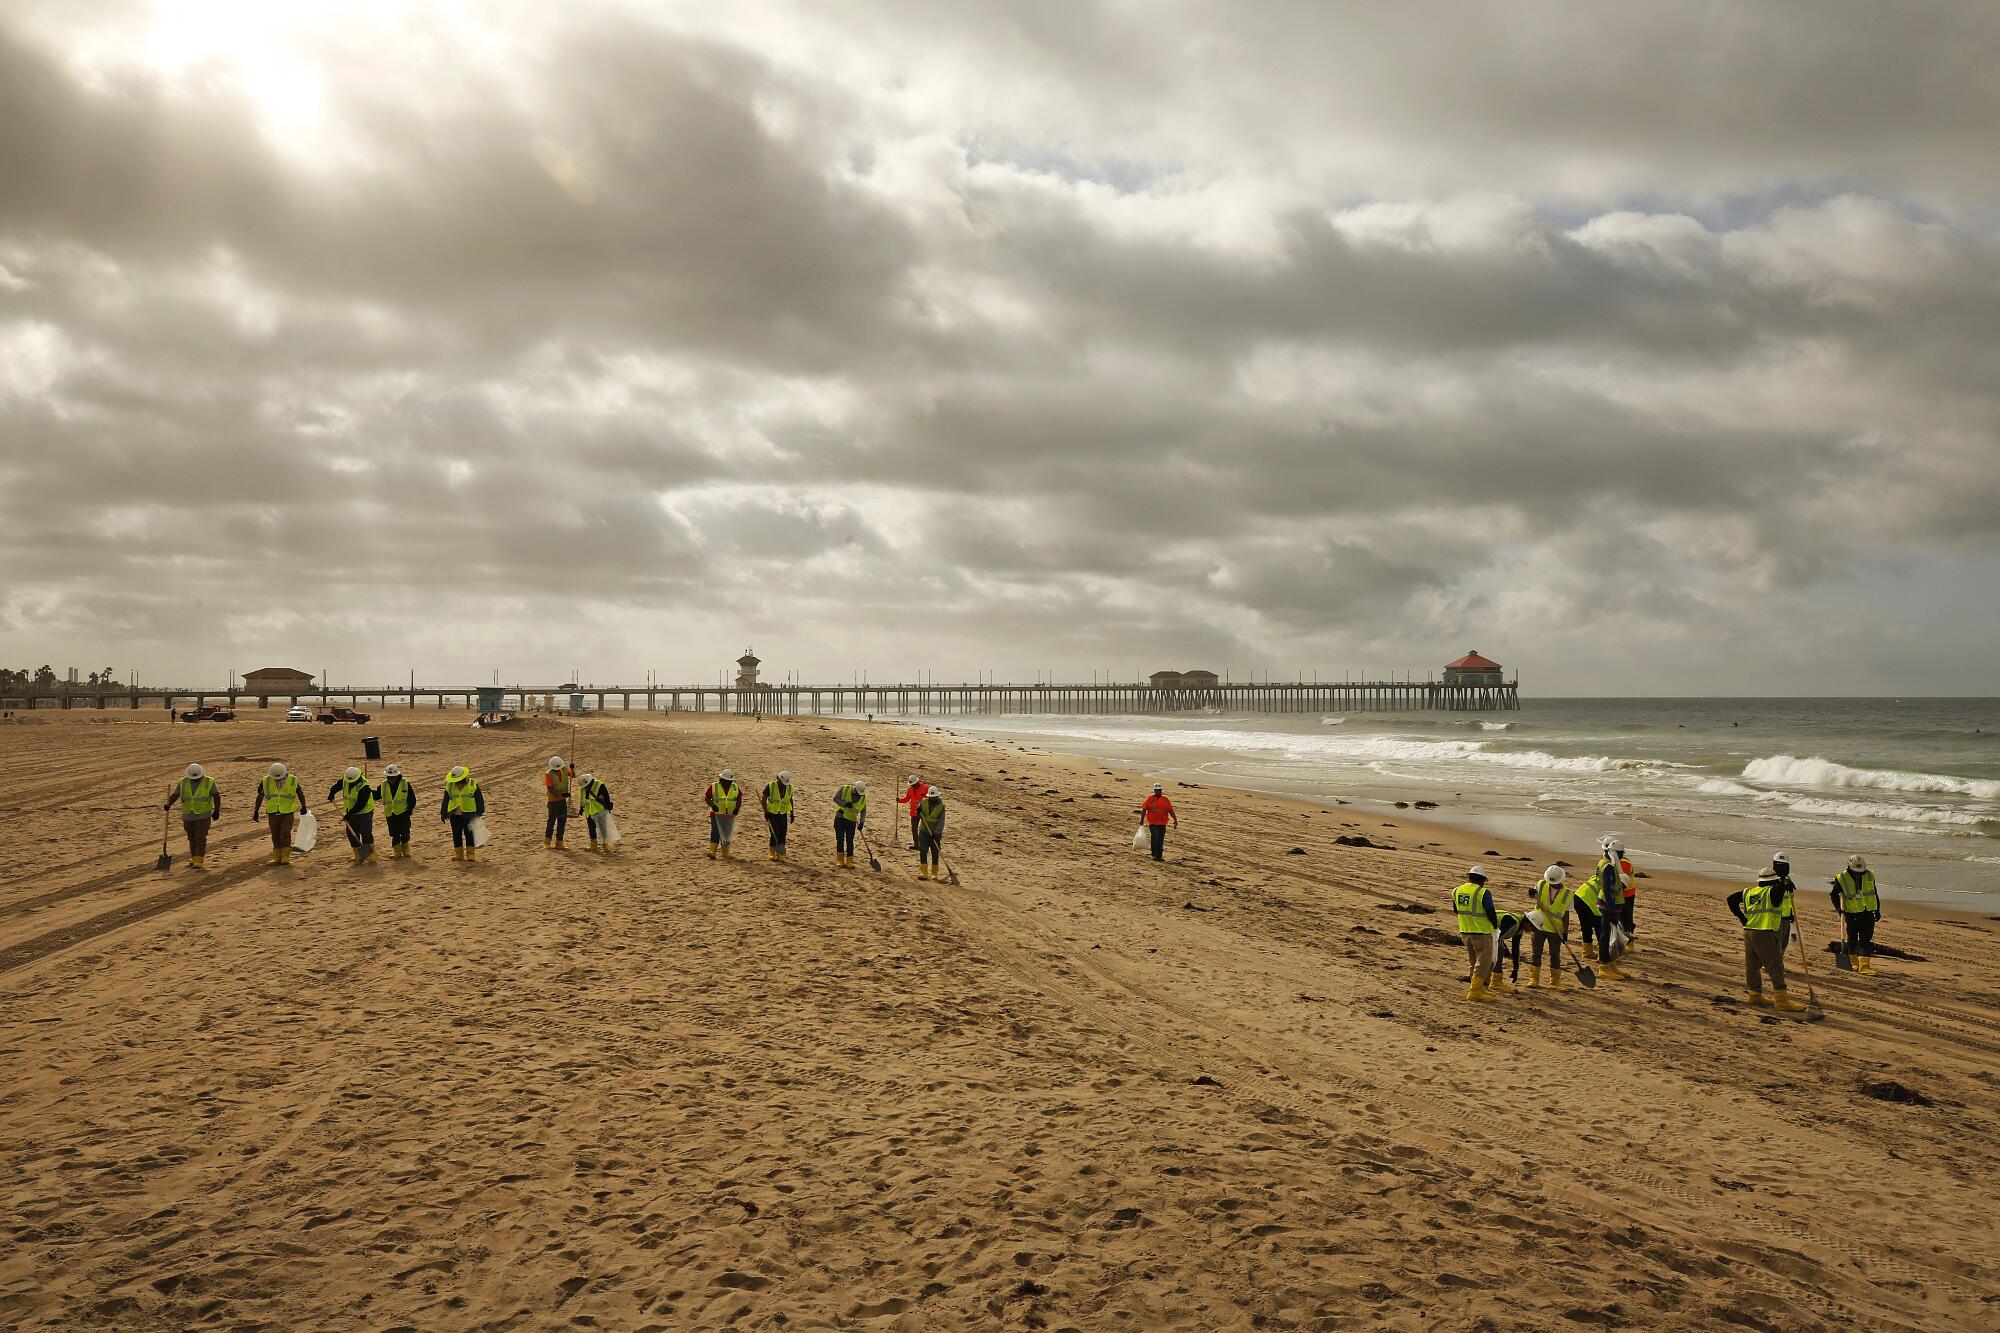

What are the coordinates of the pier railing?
(7, 679, 1520, 716)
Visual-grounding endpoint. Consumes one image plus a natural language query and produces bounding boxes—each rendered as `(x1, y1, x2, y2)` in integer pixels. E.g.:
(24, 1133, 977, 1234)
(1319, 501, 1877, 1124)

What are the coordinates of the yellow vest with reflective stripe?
(178, 776, 217, 817)
(762, 781, 793, 815)
(340, 776, 375, 815)
(446, 776, 480, 813)
(261, 773, 300, 815)
(834, 785, 866, 821)
(1453, 881, 1493, 934)
(1534, 878, 1573, 920)
(380, 777, 412, 816)
(1742, 884, 1783, 932)
(1835, 869, 1878, 913)
(710, 781, 740, 816)
(582, 780, 609, 818)
(1575, 873, 1604, 912)
(917, 797, 945, 833)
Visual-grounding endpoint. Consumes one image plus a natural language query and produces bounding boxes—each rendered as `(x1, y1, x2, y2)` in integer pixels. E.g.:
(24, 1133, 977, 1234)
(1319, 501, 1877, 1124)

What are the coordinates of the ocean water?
(923, 698, 2000, 910)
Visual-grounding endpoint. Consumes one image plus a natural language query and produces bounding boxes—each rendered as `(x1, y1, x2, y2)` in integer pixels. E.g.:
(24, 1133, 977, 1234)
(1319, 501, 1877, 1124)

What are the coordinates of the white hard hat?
(268, 762, 287, 778)
(384, 764, 401, 777)
(1772, 851, 1790, 867)
(448, 765, 468, 781)
(185, 763, 204, 779)
(720, 768, 734, 781)
(928, 787, 943, 801)
(854, 779, 868, 794)
(345, 766, 361, 781)
(1545, 865, 1566, 885)
(548, 756, 565, 770)
(1468, 864, 1488, 879)
(579, 772, 593, 784)
(1152, 782, 1164, 792)
(907, 774, 920, 785)
(1847, 854, 1869, 872)
(777, 771, 790, 784)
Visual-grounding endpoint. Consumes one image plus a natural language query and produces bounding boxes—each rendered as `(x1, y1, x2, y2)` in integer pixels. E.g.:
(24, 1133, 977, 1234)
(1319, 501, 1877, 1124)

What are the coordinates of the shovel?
(1792, 923, 1828, 1021)
(1826, 881, 1854, 970)
(155, 809, 173, 871)
(858, 827, 883, 873)
(1562, 936, 1597, 989)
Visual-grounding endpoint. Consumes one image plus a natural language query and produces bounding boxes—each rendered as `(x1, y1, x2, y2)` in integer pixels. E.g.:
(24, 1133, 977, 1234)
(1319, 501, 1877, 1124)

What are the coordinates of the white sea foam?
(1479, 721, 1513, 731)
(1741, 754, 2000, 800)
(1698, 778, 1763, 798)
(1320, 716, 1345, 726)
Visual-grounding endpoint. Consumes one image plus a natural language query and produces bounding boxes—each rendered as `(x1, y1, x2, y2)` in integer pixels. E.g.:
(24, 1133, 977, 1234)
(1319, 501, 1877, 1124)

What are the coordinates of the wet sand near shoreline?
(2, 709, 1998, 1330)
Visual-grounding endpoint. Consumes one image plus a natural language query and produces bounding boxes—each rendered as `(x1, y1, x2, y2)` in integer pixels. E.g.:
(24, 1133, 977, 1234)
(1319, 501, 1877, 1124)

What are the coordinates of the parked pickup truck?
(317, 706, 372, 725)
(178, 705, 237, 723)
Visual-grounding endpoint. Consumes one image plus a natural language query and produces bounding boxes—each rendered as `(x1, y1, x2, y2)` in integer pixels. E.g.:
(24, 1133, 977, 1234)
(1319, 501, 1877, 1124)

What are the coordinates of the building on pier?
(240, 666, 315, 705)
(1442, 651, 1504, 687)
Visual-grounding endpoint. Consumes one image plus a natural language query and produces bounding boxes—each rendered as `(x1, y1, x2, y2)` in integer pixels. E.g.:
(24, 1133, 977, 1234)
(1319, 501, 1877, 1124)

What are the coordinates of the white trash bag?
(596, 811, 621, 850)
(469, 814, 492, 848)
(1131, 825, 1149, 850)
(1607, 921, 1631, 959)
(293, 809, 318, 854)
(1526, 908, 1551, 933)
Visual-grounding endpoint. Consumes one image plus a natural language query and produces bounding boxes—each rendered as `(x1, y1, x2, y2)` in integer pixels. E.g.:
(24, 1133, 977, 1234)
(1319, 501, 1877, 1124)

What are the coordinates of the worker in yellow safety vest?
(163, 763, 221, 869)
(250, 762, 303, 865)
(1573, 852, 1630, 981)
(833, 779, 867, 868)
(326, 766, 378, 864)
(376, 763, 416, 859)
(762, 772, 795, 861)
(1829, 855, 1882, 975)
(705, 768, 741, 860)
(439, 765, 484, 862)
(1728, 867, 1805, 1012)
(580, 772, 615, 852)
(1524, 865, 1574, 991)
(1453, 866, 1501, 1002)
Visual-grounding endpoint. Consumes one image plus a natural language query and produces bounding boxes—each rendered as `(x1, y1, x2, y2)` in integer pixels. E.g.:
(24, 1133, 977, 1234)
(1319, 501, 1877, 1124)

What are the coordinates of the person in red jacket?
(1139, 783, 1178, 860)
(897, 773, 929, 849)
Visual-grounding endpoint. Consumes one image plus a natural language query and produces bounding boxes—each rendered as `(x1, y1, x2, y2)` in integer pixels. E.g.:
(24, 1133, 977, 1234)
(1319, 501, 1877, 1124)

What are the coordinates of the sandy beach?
(3, 708, 1998, 1330)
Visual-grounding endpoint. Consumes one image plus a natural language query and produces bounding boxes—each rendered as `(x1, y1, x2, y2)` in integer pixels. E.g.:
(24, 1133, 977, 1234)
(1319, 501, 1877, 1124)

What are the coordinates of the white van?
(284, 705, 313, 722)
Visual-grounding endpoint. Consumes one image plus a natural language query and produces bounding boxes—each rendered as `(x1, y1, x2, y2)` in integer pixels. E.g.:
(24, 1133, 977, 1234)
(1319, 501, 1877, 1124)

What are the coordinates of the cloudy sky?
(3, 1, 1997, 695)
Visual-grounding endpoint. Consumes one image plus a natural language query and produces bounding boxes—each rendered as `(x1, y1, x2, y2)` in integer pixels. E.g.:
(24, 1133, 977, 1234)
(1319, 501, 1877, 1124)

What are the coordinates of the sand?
(2, 708, 1997, 1331)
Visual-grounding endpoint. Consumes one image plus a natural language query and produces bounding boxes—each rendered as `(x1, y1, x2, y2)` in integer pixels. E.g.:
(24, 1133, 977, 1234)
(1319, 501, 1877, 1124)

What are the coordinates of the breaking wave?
(1742, 754, 2000, 800)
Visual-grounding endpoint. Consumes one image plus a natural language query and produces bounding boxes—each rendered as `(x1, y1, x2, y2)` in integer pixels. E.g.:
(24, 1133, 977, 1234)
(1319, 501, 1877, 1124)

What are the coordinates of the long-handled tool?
(1826, 879, 1854, 971)
(859, 827, 883, 872)
(155, 810, 173, 871)
(940, 851, 960, 886)
(1562, 933, 1597, 989)
(566, 725, 579, 817)
(1791, 921, 1828, 1021)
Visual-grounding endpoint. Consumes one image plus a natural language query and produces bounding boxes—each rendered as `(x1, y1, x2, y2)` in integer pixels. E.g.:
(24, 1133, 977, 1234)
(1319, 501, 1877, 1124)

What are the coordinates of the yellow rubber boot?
(453, 847, 464, 861)
(1599, 960, 1628, 980)
(1743, 990, 1773, 1008)
(1487, 973, 1514, 995)
(465, 846, 478, 863)
(1857, 955, 1876, 975)
(706, 843, 718, 860)
(554, 838, 564, 850)
(1523, 965, 1540, 989)
(1548, 971, 1570, 993)
(1771, 990, 1806, 1013)
(189, 854, 204, 870)
(544, 836, 553, 848)
(1466, 981, 1496, 1003)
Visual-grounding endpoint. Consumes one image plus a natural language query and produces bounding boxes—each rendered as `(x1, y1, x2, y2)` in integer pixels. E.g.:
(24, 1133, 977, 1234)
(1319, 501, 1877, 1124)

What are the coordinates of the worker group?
(1452, 839, 1889, 1016)
(162, 759, 971, 879)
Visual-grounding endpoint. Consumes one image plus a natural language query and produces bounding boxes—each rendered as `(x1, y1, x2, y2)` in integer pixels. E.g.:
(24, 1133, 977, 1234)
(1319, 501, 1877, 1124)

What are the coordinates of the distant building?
(241, 666, 315, 696)
(1443, 651, 1504, 686)
(1181, 669, 1220, 689)
(734, 648, 764, 691)
(1148, 670, 1185, 689)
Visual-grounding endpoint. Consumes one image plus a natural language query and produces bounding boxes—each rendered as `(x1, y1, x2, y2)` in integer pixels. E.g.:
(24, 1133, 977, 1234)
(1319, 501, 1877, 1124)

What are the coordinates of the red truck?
(317, 706, 372, 724)
(177, 705, 237, 723)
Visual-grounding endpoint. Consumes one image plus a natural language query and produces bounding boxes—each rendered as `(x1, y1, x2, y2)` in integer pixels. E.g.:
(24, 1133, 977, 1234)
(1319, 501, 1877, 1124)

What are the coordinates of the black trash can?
(362, 735, 382, 761)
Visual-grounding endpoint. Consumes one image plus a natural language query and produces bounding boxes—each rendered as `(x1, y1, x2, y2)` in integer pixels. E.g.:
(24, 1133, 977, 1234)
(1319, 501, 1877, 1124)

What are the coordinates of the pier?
(5, 677, 1520, 716)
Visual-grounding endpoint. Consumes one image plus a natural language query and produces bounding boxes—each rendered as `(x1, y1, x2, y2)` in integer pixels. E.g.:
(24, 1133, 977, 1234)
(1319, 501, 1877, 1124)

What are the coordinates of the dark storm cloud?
(2, 1, 1997, 691)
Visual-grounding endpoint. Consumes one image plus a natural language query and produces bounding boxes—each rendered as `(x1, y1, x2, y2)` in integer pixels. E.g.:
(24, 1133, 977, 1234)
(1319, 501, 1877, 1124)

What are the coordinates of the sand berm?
(2, 709, 1997, 1330)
